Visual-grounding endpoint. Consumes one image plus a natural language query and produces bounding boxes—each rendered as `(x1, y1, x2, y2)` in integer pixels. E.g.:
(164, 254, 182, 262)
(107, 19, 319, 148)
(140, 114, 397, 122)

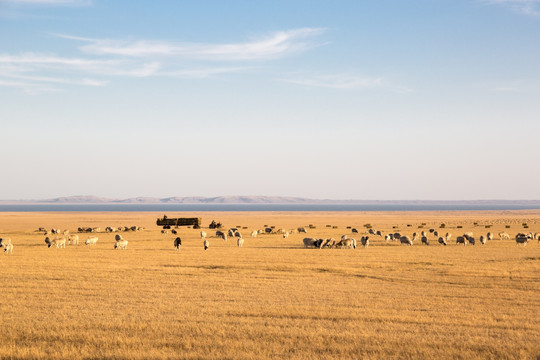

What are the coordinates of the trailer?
(156, 216, 201, 229)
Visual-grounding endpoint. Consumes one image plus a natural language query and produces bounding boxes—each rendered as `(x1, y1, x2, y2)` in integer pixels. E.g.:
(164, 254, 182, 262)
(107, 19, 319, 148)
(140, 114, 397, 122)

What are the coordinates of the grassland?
(0, 211, 539, 359)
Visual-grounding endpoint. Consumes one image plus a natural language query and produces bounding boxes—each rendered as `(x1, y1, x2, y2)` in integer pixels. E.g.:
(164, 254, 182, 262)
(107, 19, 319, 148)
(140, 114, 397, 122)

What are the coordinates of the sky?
(0, 0, 539, 200)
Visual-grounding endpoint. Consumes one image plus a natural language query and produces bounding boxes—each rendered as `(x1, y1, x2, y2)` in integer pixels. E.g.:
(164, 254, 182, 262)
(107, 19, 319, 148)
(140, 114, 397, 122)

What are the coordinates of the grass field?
(0, 211, 539, 359)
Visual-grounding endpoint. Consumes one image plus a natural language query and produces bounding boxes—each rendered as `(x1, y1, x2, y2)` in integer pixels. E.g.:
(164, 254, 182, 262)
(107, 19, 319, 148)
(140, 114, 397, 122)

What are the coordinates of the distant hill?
(1, 196, 539, 205)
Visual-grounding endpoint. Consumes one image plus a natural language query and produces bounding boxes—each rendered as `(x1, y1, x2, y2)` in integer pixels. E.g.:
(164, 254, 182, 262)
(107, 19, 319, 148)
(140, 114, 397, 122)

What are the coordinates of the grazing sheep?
(303, 237, 317, 248)
(351, 228, 358, 233)
(368, 229, 375, 235)
(283, 231, 289, 239)
(433, 231, 439, 237)
(487, 232, 493, 241)
(336, 239, 355, 249)
(174, 237, 182, 251)
(321, 238, 333, 248)
(463, 232, 474, 238)
(385, 234, 393, 242)
(114, 239, 128, 250)
(438, 237, 447, 246)
(228, 229, 235, 237)
(421, 231, 427, 237)
(204, 239, 210, 250)
(237, 238, 244, 247)
(445, 233, 452, 241)
(361, 236, 369, 248)
(0, 238, 13, 254)
(498, 232, 510, 241)
(171, 229, 177, 235)
(115, 234, 123, 241)
(251, 230, 258, 238)
(421, 236, 429, 245)
(394, 233, 401, 240)
(298, 227, 307, 233)
(234, 231, 242, 238)
(456, 236, 467, 245)
(515, 233, 530, 246)
(85, 236, 98, 246)
(264, 227, 273, 234)
(376, 230, 382, 237)
(480, 235, 486, 245)
(52, 236, 66, 248)
(68, 234, 79, 245)
(429, 229, 435, 233)
(467, 237, 476, 246)
(63, 229, 70, 236)
(200, 231, 207, 239)
(399, 236, 413, 246)
(216, 230, 225, 238)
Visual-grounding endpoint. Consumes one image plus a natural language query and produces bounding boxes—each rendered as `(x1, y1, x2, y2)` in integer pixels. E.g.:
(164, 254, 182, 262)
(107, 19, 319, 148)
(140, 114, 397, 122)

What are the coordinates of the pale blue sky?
(1, 0, 539, 200)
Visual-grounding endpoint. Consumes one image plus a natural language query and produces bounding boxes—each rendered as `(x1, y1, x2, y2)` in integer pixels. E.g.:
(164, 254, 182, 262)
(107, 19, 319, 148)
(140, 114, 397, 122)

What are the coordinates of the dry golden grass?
(0, 211, 539, 359)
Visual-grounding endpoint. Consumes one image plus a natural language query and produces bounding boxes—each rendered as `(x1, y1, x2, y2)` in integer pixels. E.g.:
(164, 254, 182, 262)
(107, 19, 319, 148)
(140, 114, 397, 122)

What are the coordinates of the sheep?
(438, 237, 447, 246)
(376, 230, 382, 237)
(445, 233, 452, 241)
(52, 236, 66, 248)
(515, 234, 529, 246)
(321, 238, 333, 248)
(0, 238, 13, 254)
(237, 238, 244, 247)
(399, 236, 413, 246)
(336, 239, 354, 249)
(114, 239, 128, 250)
(171, 229, 177, 235)
(68, 234, 79, 245)
(283, 231, 289, 239)
(385, 234, 393, 242)
(298, 227, 307, 233)
(228, 229, 235, 237)
(250, 230, 258, 238)
(421, 236, 429, 245)
(394, 232, 402, 240)
(114, 234, 123, 241)
(203, 239, 210, 250)
(174, 237, 182, 251)
(456, 236, 467, 245)
(303, 237, 317, 248)
(234, 231, 242, 238)
(421, 231, 427, 237)
(467, 237, 476, 246)
(479, 235, 486, 245)
(63, 229, 70, 236)
(463, 232, 474, 238)
(498, 232, 510, 241)
(200, 231, 207, 239)
(361, 236, 369, 248)
(85, 236, 98, 246)
(433, 231, 439, 237)
(351, 228, 358, 233)
(487, 232, 493, 241)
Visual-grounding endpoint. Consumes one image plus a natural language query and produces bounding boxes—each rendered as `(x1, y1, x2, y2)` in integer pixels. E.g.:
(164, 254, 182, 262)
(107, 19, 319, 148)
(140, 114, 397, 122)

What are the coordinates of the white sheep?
(114, 239, 128, 250)
(85, 236, 98, 246)
(200, 231, 207, 239)
(250, 230, 258, 238)
(204, 239, 209, 250)
(237, 238, 244, 247)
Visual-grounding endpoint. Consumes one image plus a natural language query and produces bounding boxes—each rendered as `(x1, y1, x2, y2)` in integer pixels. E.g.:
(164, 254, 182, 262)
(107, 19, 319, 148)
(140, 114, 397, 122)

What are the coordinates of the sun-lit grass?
(0, 211, 539, 359)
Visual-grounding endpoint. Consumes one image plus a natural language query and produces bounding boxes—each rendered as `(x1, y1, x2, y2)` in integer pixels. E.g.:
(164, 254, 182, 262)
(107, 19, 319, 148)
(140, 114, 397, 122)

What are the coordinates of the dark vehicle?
(156, 215, 201, 228)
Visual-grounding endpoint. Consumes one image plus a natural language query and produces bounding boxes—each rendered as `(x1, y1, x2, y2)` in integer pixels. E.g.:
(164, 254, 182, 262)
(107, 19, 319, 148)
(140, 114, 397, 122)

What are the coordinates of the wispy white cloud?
(480, 0, 540, 16)
(0, 28, 328, 94)
(57, 28, 326, 61)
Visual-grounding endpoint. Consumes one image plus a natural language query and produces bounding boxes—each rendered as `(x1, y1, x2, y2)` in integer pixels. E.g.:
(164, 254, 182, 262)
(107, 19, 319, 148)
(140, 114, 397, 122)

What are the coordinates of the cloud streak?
(480, 0, 540, 16)
(57, 28, 326, 61)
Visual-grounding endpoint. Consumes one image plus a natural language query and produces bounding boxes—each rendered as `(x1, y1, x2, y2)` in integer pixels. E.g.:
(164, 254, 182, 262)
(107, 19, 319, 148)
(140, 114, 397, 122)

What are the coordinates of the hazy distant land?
(0, 195, 539, 206)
